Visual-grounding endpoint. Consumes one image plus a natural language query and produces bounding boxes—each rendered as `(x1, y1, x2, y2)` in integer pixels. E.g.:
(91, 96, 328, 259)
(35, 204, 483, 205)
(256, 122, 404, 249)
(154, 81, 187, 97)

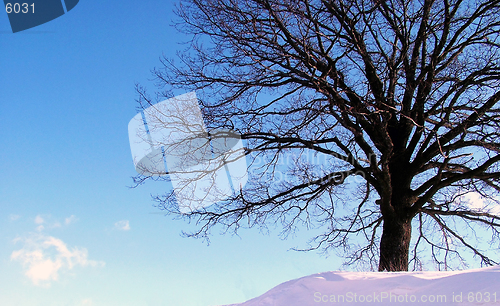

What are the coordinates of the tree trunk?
(378, 216, 412, 271)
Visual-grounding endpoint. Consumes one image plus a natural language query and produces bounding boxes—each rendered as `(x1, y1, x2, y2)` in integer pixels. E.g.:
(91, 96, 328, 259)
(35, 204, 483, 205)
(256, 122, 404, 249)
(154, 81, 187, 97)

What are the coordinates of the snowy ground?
(223, 265, 500, 305)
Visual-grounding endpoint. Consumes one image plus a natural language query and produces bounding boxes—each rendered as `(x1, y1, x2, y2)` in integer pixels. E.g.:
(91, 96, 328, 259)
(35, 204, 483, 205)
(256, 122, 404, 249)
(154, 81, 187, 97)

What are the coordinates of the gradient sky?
(0, 1, 345, 305)
(1, 1, 496, 306)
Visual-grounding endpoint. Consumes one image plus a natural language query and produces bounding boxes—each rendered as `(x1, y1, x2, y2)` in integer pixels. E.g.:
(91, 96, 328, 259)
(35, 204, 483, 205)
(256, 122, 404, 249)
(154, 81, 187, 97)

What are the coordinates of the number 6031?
(5, 3, 34, 14)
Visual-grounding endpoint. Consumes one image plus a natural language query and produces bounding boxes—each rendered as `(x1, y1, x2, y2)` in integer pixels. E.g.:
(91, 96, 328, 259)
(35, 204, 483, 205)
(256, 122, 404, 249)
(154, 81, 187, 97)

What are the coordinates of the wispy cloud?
(11, 234, 105, 286)
(9, 214, 21, 221)
(33, 214, 65, 231)
(114, 220, 130, 231)
(65, 215, 77, 225)
(34, 215, 45, 232)
(79, 298, 93, 305)
(460, 192, 500, 215)
(34, 215, 44, 225)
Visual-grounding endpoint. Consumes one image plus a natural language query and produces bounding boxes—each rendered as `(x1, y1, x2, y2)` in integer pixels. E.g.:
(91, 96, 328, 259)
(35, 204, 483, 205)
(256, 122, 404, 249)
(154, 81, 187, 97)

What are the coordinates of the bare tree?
(133, 0, 500, 271)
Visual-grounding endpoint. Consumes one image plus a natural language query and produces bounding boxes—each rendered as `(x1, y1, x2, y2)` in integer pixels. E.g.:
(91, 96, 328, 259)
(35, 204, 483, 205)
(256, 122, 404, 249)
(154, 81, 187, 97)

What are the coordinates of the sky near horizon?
(0, 1, 497, 306)
(0, 1, 345, 305)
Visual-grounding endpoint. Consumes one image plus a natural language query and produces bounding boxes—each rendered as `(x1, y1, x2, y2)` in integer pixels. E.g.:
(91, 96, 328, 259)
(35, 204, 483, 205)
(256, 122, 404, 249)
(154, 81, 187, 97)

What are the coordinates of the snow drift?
(224, 265, 500, 305)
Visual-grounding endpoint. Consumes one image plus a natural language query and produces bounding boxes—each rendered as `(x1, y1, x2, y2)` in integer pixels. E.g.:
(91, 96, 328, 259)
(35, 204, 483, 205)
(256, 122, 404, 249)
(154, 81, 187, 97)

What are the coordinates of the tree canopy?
(134, 0, 500, 271)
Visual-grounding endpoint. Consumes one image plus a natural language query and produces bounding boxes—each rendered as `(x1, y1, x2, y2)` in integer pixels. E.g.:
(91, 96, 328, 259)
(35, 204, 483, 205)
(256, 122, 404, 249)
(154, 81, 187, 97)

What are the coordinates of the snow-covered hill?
(223, 265, 500, 305)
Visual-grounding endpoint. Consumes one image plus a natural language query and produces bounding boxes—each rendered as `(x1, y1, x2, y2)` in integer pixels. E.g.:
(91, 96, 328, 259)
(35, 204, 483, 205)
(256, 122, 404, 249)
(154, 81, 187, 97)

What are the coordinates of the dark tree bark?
(379, 216, 412, 271)
(133, 0, 500, 271)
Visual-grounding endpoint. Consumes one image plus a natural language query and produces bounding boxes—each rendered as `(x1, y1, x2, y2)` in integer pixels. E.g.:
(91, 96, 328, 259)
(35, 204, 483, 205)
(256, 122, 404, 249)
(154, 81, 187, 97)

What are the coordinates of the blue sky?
(2, 1, 499, 305)
(0, 1, 344, 305)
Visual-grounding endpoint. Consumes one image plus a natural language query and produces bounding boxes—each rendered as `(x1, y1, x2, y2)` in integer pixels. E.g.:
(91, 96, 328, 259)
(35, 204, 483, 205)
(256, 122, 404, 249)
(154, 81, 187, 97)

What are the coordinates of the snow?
(223, 265, 500, 305)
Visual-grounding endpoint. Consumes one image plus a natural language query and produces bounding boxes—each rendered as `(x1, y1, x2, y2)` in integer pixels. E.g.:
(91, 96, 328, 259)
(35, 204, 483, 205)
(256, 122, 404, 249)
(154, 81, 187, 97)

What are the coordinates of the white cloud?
(463, 192, 484, 210)
(460, 192, 500, 215)
(79, 299, 93, 306)
(11, 234, 105, 286)
(34, 215, 44, 225)
(32, 214, 67, 231)
(65, 215, 77, 225)
(9, 214, 21, 221)
(114, 220, 130, 231)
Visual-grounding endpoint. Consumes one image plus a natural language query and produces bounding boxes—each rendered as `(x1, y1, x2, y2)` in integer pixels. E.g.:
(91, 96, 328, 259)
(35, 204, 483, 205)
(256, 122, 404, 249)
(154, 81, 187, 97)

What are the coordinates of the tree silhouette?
(134, 0, 500, 271)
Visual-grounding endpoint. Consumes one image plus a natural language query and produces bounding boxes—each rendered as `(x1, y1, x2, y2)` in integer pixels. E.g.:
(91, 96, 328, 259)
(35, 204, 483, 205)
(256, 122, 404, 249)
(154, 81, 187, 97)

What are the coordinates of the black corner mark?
(4, 0, 79, 33)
